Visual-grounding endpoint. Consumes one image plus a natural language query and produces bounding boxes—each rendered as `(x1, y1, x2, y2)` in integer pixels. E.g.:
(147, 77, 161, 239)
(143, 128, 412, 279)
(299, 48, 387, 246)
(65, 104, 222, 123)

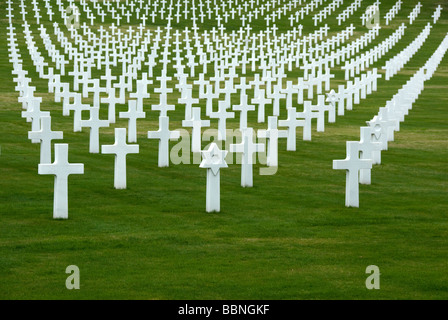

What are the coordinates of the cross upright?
(84, 78, 106, 108)
(28, 116, 63, 164)
(80, 106, 110, 153)
(333, 141, 373, 207)
(249, 74, 264, 95)
(251, 89, 272, 123)
(345, 81, 354, 111)
(38, 144, 84, 219)
(235, 77, 252, 97)
(130, 78, 151, 113)
(281, 81, 297, 109)
(278, 107, 305, 151)
(101, 67, 117, 92)
(178, 86, 199, 121)
(309, 97, 328, 133)
(320, 93, 337, 124)
(182, 107, 210, 153)
(203, 84, 219, 116)
(153, 70, 175, 117)
(195, 73, 209, 98)
(101, 87, 124, 124)
(230, 128, 265, 187)
(358, 126, 381, 184)
(258, 116, 288, 167)
(298, 101, 321, 141)
(147, 116, 180, 167)
(66, 93, 90, 132)
(269, 84, 286, 116)
(221, 79, 237, 106)
(210, 101, 235, 141)
(22, 99, 50, 143)
(233, 91, 255, 130)
(263, 70, 276, 97)
(102, 128, 139, 189)
(119, 99, 146, 143)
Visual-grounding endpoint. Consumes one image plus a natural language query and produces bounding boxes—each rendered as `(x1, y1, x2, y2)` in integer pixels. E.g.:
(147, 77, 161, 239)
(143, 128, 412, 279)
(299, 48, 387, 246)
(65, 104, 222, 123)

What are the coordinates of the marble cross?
(358, 127, 382, 184)
(333, 141, 373, 207)
(119, 99, 146, 143)
(38, 144, 84, 219)
(28, 116, 63, 164)
(230, 128, 265, 187)
(182, 107, 210, 153)
(22, 99, 50, 143)
(258, 116, 288, 167)
(278, 107, 305, 151)
(102, 128, 139, 189)
(148, 116, 180, 167)
(80, 106, 110, 153)
(209, 100, 235, 141)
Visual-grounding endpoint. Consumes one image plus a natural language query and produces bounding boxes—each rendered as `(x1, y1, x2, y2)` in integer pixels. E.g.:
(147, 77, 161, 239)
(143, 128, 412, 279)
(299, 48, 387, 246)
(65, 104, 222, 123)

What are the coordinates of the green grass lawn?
(0, 0, 447, 299)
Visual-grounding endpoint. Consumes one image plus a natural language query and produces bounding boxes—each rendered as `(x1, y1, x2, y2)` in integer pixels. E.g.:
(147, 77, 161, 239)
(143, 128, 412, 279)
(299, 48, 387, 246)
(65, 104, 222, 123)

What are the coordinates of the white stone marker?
(68, 93, 90, 132)
(38, 144, 84, 219)
(209, 100, 235, 141)
(258, 116, 288, 167)
(333, 141, 373, 207)
(119, 99, 146, 143)
(101, 87, 123, 124)
(367, 114, 395, 155)
(80, 107, 110, 153)
(278, 107, 305, 151)
(182, 107, 210, 153)
(230, 128, 265, 188)
(200, 143, 228, 213)
(358, 127, 382, 185)
(326, 89, 339, 122)
(148, 116, 180, 167)
(102, 128, 139, 189)
(28, 116, 63, 164)
(251, 89, 271, 123)
(22, 98, 50, 143)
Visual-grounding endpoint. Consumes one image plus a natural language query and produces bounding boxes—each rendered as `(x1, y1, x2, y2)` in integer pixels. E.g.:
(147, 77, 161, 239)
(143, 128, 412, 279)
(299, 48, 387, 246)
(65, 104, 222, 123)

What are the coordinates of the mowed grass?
(0, 0, 447, 299)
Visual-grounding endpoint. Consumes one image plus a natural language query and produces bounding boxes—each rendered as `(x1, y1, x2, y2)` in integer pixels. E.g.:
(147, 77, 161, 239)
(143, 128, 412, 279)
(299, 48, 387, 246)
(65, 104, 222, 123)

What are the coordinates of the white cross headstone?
(148, 116, 180, 167)
(38, 144, 84, 219)
(68, 93, 90, 133)
(28, 116, 63, 164)
(333, 141, 373, 207)
(182, 107, 210, 153)
(251, 89, 272, 123)
(22, 98, 50, 143)
(209, 101, 235, 141)
(101, 87, 124, 124)
(230, 128, 265, 187)
(258, 116, 288, 167)
(358, 127, 382, 184)
(101, 128, 139, 189)
(80, 107, 110, 153)
(119, 99, 146, 143)
(298, 101, 321, 141)
(278, 107, 305, 151)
